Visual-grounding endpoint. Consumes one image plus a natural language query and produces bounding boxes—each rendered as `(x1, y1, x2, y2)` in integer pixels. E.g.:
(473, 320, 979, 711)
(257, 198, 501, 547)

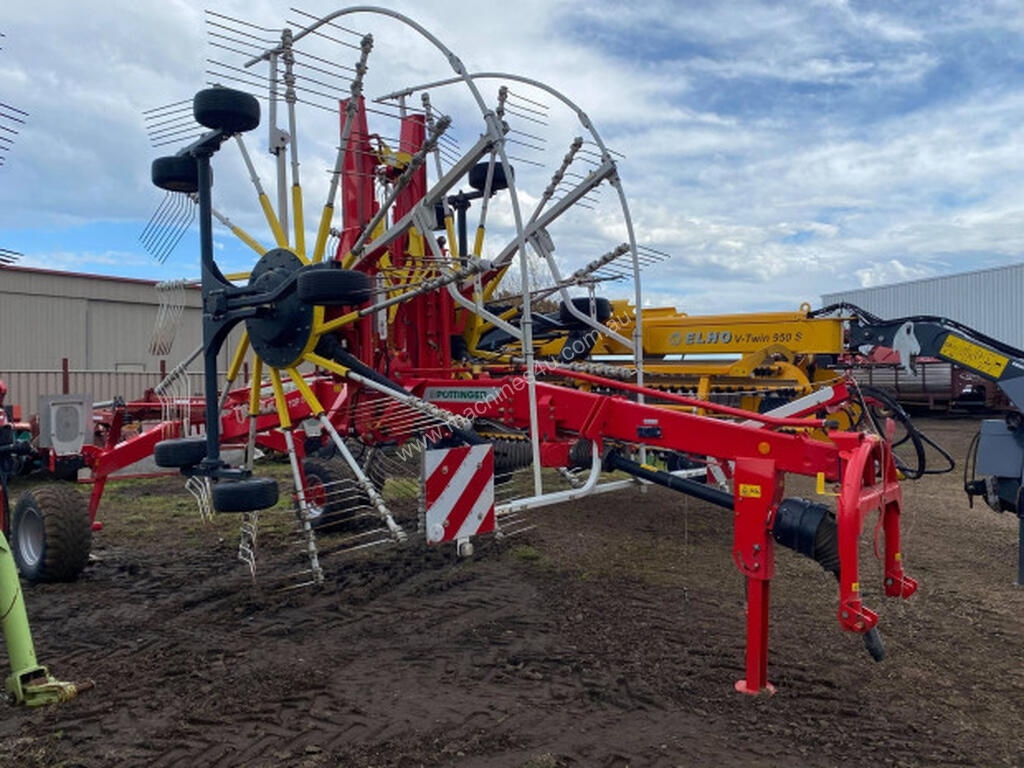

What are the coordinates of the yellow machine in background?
(531, 301, 850, 412)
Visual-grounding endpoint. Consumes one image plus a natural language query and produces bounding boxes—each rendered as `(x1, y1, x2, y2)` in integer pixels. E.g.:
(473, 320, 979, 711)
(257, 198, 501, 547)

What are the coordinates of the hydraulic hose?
(854, 385, 954, 479)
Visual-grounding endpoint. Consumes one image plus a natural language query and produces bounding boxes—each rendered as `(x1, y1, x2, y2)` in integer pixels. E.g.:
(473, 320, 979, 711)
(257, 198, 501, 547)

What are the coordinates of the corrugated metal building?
(0, 266, 240, 414)
(821, 262, 1024, 350)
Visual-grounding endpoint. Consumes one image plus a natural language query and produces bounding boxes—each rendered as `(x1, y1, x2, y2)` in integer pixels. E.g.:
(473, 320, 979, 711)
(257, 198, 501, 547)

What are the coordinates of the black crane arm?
(816, 303, 1024, 412)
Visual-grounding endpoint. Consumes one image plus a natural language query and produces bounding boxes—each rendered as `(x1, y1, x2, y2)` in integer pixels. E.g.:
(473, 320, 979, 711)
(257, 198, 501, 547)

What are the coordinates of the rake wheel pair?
(151, 88, 260, 194)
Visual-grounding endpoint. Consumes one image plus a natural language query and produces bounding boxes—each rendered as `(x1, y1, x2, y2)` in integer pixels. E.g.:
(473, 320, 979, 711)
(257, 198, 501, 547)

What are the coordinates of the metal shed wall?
(0, 266, 241, 414)
(821, 262, 1024, 350)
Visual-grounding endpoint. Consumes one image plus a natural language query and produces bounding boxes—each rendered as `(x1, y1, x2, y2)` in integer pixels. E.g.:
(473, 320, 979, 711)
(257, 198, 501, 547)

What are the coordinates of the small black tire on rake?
(154, 437, 208, 469)
(152, 155, 199, 194)
(193, 87, 260, 134)
(558, 297, 613, 326)
(297, 267, 373, 306)
(212, 477, 279, 513)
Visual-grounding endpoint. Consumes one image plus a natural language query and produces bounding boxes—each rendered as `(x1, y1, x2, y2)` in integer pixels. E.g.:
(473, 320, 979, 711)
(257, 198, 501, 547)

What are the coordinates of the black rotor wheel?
(246, 248, 316, 368)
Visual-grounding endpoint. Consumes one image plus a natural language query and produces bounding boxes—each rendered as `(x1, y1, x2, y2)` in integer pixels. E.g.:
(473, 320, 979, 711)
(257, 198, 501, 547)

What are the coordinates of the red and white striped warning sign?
(424, 443, 495, 544)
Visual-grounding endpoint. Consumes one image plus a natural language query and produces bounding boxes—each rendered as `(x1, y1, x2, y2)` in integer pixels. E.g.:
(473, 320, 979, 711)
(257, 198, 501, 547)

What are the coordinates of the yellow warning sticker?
(940, 334, 1009, 378)
(851, 582, 859, 592)
(738, 484, 762, 498)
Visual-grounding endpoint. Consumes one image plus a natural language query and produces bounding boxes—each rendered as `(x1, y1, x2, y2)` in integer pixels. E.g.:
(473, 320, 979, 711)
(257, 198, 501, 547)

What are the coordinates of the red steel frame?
(403, 370, 918, 693)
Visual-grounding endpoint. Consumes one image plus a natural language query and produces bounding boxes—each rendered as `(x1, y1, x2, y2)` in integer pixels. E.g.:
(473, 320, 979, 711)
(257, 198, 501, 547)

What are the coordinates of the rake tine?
(204, 9, 280, 35)
(289, 6, 364, 37)
(336, 537, 395, 554)
(147, 195, 187, 263)
(143, 106, 193, 127)
(139, 193, 176, 248)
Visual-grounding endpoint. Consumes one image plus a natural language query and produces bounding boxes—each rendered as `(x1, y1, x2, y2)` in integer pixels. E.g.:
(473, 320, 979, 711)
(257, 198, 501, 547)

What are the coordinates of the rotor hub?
(245, 248, 315, 368)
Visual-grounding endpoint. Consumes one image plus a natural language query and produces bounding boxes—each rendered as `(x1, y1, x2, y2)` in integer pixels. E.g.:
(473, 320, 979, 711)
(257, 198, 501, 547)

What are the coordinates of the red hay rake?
(75, 7, 920, 694)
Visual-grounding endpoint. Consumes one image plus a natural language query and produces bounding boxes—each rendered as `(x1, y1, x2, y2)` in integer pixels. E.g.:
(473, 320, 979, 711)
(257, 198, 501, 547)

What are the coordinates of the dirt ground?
(2, 416, 1023, 767)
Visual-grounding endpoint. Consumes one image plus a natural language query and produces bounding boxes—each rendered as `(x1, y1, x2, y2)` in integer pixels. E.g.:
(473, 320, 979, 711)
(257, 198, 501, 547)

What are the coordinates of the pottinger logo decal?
(424, 387, 502, 403)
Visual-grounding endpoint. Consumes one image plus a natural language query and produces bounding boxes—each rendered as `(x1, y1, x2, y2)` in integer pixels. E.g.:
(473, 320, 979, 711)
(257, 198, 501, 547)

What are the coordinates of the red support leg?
(735, 577, 775, 695)
(732, 457, 779, 695)
(88, 478, 106, 530)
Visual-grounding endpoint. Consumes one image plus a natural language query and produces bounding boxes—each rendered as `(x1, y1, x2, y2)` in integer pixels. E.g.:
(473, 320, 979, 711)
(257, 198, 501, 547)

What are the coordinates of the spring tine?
(144, 108, 194, 129)
(142, 98, 192, 116)
(0, 108, 26, 124)
(336, 537, 395, 555)
(507, 154, 545, 168)
(292, 69, 352, 96)
(205, 70, 278, 93)
(204, 9, 280, 35)
(362, 103, 407, 122)
(503, 107, 547, 126)
(207, 58, 280, 85)
(505, 89, 549, 109)
(148, 194, 187, 263)
(208, 38, 265, 60)
(638, 244, 672, 260)
(292, 57, 355, 82)
(504, 99, 547, 118)
(207, 28, 267, 51)
(204, 23, 278, 49)
(144, 196, 187, 259)
(151, 133, 205, 149)
(141, 193, 196, 264)
(287, 19, 362, 50)
(162, 197, 197, 263)
(139, 193, 174, 247)
(507, 128, 547, 144)
(147, 122, 201, 142)
(289, 6, 364, 37)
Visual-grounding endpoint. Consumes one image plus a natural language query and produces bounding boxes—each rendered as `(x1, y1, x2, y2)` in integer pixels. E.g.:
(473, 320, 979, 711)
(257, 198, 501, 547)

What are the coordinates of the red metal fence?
(0, 358, 210, 418)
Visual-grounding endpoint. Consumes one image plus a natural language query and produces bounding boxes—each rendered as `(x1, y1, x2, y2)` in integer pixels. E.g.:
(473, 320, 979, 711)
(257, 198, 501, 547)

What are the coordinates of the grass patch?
(510, 543, 543, 562)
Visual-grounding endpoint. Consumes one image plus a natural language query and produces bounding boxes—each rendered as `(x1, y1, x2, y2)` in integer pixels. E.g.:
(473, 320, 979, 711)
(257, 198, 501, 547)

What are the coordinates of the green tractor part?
(1, 530, 92, 706)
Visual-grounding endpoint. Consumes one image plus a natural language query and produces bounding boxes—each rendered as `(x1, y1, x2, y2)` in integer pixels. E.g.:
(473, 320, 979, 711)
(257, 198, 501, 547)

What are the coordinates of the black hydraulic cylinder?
(604, 452, 734, 510)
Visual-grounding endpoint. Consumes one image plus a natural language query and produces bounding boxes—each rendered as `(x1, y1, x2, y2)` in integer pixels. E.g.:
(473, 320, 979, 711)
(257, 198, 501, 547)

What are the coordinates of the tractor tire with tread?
(11, 484, 92, 583)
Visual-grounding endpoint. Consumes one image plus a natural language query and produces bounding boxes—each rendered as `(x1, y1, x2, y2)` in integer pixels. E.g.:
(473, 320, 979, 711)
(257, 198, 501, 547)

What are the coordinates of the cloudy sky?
(2, 1, 1024, 314)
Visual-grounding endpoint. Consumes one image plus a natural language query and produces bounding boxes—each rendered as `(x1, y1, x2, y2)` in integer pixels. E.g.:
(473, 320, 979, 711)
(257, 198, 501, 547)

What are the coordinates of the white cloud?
(2, 1, 1024, 319)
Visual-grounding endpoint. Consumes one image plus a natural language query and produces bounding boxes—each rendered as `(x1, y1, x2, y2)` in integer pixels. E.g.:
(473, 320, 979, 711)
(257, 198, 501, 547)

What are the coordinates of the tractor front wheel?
(11, 484, 92, 582)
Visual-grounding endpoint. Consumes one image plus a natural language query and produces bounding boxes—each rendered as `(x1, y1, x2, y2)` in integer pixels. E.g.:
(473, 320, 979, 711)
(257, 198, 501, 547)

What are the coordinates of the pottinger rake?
(75, 6, 922, 692)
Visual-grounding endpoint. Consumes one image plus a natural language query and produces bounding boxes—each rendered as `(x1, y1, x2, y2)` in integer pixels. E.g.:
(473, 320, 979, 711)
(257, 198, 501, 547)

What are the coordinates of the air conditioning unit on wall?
(38, 394, 93, 456)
